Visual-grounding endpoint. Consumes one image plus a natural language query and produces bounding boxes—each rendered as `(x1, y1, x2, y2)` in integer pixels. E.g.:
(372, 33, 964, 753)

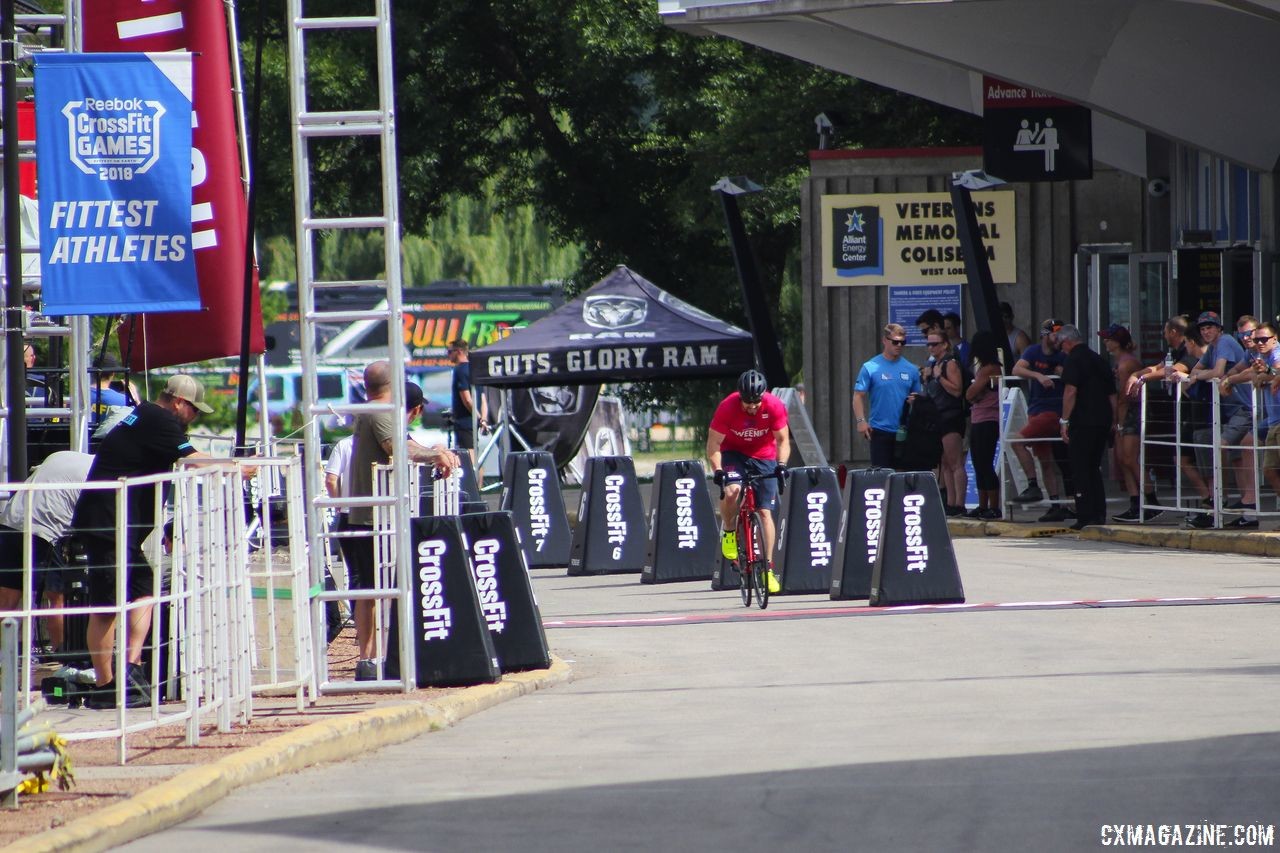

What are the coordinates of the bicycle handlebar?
(713, 465, 788, 500)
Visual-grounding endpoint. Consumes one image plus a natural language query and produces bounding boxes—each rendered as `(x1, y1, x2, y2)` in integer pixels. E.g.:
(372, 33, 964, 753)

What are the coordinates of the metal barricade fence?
(234, 456, 314, 708)
(310, 462, 412, 694)
(1138, 376, 1270, 526)
(309, 461, 465, 693)
(994, 376, 1075, 516)
(0, 459, 313, 764)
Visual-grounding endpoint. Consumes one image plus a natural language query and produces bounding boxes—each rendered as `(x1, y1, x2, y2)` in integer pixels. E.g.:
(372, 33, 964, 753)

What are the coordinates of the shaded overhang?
(661, 0, 1280, 176)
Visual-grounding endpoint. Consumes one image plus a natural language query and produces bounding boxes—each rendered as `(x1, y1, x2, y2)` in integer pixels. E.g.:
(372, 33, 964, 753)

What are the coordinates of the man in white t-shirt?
(323, 435, 355, 642)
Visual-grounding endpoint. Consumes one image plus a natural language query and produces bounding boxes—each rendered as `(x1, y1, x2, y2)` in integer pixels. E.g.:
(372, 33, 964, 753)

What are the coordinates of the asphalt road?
(124, 536, 1280, 852)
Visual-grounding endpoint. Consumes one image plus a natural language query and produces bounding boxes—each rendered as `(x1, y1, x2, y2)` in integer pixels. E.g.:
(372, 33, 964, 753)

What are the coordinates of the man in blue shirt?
(853, 323, 921, 469)
(1187, 310, 1257, 528)
(89, 354, 130, 433)
(448, 340, 488, 467)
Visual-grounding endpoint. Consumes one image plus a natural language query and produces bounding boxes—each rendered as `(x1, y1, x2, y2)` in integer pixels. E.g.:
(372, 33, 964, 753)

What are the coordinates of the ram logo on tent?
(530, 386, 583, 416)
(583, 295, 647, 329)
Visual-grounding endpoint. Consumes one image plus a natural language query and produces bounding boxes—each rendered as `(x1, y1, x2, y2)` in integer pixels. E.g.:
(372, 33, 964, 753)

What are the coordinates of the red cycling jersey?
(710, 392, 788, 459)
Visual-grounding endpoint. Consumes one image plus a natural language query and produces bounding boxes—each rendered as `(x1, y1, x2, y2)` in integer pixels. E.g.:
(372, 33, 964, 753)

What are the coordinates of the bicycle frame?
(717, 468, 785, 608)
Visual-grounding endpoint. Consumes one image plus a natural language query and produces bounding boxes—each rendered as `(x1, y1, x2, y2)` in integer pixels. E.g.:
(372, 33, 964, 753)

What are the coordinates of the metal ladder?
(285, 0, 414, 692)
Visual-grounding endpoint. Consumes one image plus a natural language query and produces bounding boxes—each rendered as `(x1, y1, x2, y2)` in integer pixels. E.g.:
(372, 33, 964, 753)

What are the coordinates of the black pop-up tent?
(471, 265, 756, 387)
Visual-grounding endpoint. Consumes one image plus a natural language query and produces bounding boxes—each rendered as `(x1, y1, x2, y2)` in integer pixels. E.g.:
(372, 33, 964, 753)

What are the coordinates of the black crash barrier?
(458, 452, 486, 512)
(868, 471, 965, 606)
(773, 466, 842, 594)
(386, 515, 501, 686)
(710, 553, 741, 591)
(460, 511, 552, 672)
(568, 456, 647, 575)
(830, 467, 893, 600)
(500, 451, 572, 568)
(641, 460, 719, 584)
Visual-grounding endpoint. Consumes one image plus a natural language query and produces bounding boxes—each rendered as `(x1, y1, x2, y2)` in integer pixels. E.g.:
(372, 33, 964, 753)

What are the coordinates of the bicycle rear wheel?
(748, 512, 769, 609)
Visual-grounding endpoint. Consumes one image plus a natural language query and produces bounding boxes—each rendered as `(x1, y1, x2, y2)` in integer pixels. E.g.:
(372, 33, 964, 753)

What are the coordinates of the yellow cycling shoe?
(720, 530, 738, 561)
(765, 568, 781, 594)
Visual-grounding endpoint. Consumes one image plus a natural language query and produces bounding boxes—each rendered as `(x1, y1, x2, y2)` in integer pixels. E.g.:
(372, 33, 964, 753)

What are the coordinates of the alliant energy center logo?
(62, 96, 165, 181)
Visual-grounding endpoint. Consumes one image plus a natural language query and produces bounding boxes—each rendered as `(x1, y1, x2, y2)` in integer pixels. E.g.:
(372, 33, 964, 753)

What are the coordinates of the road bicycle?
(715, 466, 787, 609)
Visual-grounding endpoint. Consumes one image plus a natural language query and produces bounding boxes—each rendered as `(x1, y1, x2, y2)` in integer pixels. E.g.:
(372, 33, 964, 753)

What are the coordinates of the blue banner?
(34, 52, 198, 315)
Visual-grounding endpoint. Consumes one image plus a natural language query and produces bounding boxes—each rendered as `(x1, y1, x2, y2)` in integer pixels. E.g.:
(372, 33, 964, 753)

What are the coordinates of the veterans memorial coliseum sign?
(820, 192, 1016, 287)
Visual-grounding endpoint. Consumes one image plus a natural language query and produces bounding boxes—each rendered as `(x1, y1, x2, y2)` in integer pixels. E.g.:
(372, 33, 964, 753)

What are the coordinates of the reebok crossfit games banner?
(34, 53, 197, 314)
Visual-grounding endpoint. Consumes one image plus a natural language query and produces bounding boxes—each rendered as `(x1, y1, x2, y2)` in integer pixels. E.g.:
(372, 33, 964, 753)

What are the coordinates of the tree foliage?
(237, 0, 979, 415)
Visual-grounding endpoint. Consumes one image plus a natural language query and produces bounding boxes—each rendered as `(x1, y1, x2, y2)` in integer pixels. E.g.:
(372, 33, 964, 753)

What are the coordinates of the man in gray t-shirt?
(345, 360, 457, 680)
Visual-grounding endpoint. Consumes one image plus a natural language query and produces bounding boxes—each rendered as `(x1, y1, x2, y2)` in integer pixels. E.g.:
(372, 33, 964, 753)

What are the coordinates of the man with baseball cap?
(347, 361, 458, 681)
(72, 373, 220, 708)
(1010, 318, 1075, 521)
(1187, 310, 1259, 528)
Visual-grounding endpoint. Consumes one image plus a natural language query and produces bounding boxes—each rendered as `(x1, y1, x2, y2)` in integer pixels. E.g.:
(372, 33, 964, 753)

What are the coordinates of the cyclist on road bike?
(707, 369, 791, 594)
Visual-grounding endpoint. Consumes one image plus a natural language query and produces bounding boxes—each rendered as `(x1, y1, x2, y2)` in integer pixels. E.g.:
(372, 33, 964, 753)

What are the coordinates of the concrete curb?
(948, 517, 1280, 557)
(8, 657, 573, 853)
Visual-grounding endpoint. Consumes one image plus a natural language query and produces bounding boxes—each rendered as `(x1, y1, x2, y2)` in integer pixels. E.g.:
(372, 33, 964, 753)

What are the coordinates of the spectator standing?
(0, 451, 94, 650)
(1251, 324, 1280, 502)
(853, 323, 921, 469)
(1173, 330, 1216, 522)
(1057, 325, 1117, 530)
(965, 331, 1004, 519)
(1010, 319, 1074, 521)
(72, 375, 221, 709)
(447, 340, 489, 467)
(1131, 316, 1211, 511)
(347, 362, 457, 680)
(89, 353, 129, 432)
(1187, 311, 1258, 528)
(1236, 314, 1260, 352)
(24, 342, 49, 407)
(942, 311, 971, 367)
(922, 331, 968, 516)
(1099, 324, 1160, 522)
(915, 309, 945, 340)
(1001, 302, 1032, 361)
(323, 434, 355, 642)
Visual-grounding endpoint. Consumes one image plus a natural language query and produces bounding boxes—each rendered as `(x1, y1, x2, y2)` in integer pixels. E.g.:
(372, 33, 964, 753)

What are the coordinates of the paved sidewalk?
(948, 514, 1280, 556)
(4, 495, 1274, 851)
(2, 658, 571, 853)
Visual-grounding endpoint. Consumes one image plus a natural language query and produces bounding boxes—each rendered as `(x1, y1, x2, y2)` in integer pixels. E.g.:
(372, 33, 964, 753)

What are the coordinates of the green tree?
(237, 0, 978, 416)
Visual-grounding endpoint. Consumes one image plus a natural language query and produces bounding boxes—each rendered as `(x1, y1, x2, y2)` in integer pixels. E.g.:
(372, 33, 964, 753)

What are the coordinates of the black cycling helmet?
(737, 369, 767, 403)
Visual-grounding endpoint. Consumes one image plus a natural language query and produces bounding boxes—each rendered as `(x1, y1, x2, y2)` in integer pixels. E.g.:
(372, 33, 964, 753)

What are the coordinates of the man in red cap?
(1010, 319, 1074, 521)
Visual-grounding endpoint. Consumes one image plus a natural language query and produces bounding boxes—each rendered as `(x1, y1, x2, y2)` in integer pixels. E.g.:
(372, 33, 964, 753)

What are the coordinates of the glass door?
(1222, 246, 1256, 325)
(1132, 254, 1171, 362)
(1075, 245, 1135, 343)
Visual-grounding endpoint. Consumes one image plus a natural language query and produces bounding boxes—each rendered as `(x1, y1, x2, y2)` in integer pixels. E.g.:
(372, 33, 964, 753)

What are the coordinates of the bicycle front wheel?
(748, 512, 769, 609)
(738, 557, 752, 607)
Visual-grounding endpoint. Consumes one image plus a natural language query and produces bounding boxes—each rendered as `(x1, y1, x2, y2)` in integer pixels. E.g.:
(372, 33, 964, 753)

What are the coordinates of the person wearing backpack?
(923, 332, 969, 516)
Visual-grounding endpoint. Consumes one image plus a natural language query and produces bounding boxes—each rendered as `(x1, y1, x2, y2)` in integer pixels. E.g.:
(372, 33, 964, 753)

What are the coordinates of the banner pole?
(2, 0, 28, 480)
(233, 0, 266, 457)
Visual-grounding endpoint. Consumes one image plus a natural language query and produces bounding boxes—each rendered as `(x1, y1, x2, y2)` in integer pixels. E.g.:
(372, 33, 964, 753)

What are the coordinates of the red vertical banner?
(17, 101, 37, 197)
(83, 0, 264, 368)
